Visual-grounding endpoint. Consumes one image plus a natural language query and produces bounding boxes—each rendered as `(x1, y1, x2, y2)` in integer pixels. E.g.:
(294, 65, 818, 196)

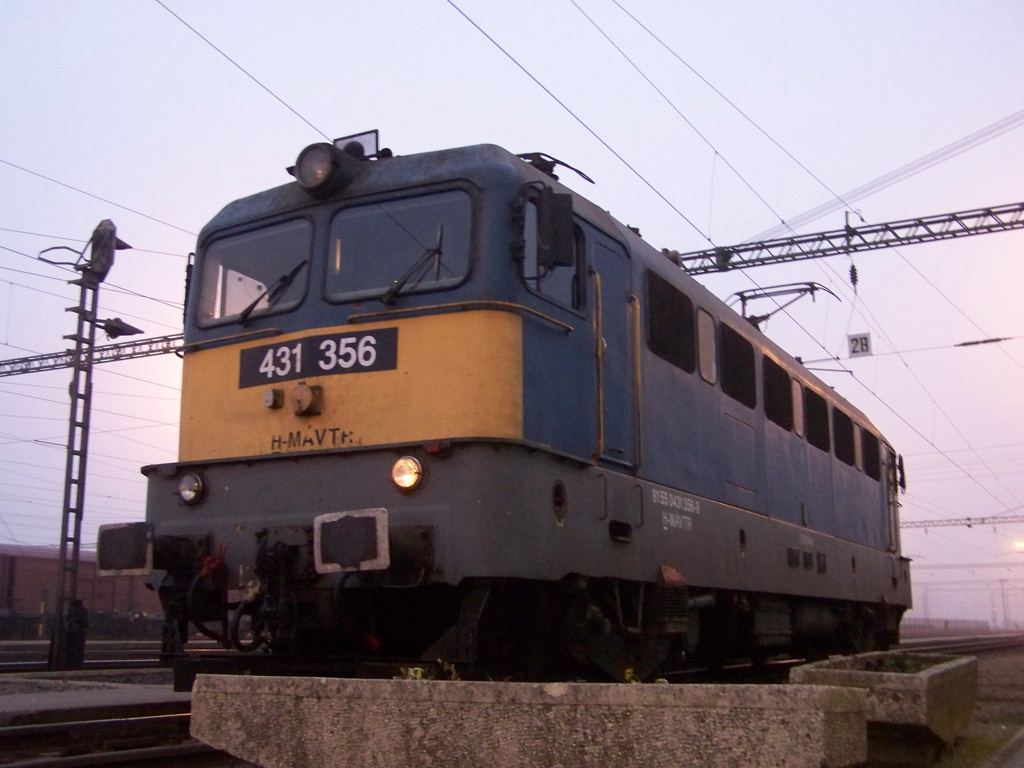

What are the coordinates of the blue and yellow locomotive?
(98, 132, 911, 682)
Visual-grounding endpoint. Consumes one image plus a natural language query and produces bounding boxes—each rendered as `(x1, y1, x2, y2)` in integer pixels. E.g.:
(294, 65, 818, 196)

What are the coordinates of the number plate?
(238, 328, 398, 388)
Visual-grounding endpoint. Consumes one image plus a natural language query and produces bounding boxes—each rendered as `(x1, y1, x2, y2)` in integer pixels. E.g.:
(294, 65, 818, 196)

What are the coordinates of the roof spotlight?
(290, 142, 360, 197)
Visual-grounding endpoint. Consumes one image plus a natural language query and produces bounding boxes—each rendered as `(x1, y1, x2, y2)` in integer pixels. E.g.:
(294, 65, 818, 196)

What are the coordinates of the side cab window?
(762, 356, 792, 429)
(697, 309, 717, 384)
(720, 323, 756, 409)
(645, 271, 695, 373)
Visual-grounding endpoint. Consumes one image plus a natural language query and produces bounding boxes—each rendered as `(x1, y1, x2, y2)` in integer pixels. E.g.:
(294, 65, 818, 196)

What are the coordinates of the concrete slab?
(192, 675, 868, 768)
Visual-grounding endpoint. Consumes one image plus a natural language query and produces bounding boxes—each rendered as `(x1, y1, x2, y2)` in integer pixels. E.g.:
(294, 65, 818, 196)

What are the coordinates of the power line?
(0, 387, 176, 426)
(445, 0, 713, 246)
(0, 430, 152, 476)
(608, 0, 855, 217)
(0, 457, 147, 485)
(2, 243, 186, 311)
(0, 226, 186, 258)
(1, 276, 181, 332)
(906, 442, 1024, 459)
(801, 335, 1022, 364)
(0, 158, 195, 236)
(912, 561, 1024, 570)
(153, 0, 330, 142)
(0, 379, 180, 401)
(568, 0, 784, 224)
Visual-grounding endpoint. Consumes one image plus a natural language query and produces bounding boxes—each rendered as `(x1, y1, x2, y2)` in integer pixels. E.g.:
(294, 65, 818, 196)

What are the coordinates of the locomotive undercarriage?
(155, 525, 900, 684)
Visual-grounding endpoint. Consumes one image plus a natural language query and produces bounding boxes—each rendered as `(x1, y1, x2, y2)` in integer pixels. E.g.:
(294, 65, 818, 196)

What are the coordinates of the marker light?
(392, 457, 423, 491)
(178, 473, 206, 505)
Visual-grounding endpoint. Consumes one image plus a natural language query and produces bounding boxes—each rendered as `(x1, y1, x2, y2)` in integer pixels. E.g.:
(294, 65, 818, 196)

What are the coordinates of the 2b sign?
(848, 333, 872, 358)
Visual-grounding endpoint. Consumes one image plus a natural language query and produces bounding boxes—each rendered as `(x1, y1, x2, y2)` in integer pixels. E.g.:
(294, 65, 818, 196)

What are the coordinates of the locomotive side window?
(697, 309, 717, 384)
(833, 407, 856, 466)
(645, 271, 695, 373)
(862, 428, 882, 480)
(325, 190, 471, 302)
(522, 201, 585, 309)
(720, 323, 756, 409)
(762, 357, 792, 430)
(792, 379, 805, 438)
(804, 388, 830, 452)
(197, 218, 312, 326)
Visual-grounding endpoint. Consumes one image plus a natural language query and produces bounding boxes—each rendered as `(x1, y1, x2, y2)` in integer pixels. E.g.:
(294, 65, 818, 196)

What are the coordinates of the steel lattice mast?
(669, 201, 1024, 275)
(47, 220, 135, 671)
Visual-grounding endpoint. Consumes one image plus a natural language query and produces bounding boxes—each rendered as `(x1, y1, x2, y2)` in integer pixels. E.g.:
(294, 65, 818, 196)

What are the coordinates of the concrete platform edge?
(191, 675, 869, 768)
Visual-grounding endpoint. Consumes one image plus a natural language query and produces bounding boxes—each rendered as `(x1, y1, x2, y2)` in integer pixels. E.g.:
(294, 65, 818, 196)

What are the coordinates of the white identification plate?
(848, 333, 872, 358)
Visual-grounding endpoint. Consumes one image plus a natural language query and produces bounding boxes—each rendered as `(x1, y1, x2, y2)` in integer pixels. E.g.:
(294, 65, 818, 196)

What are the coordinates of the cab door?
(884, 444, 901, 552)
(589, 230, 636, 468)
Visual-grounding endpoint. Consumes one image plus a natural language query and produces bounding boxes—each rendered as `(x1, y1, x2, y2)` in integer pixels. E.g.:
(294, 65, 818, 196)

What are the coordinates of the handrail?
(182, 327, 281, 352)
(629, 293, 643, 470)
(590, 269, 604, 460)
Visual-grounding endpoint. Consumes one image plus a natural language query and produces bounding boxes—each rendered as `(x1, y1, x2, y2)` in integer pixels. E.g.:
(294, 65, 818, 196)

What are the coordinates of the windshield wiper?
(380, 224, 444, 306)
(237, 259, 308, 324)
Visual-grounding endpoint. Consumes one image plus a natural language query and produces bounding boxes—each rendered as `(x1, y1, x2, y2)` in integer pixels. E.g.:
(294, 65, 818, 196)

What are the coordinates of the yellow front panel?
(179, 310, 523, 462)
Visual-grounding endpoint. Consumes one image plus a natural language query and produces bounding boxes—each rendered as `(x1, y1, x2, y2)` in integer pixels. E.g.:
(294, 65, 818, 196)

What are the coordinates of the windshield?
(325, 190, 471, 301)
(196, 218, 312, 327)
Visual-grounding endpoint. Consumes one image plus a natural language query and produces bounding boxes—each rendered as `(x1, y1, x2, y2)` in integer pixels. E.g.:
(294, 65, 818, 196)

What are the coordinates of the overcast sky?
(1, 1, 1022, 624)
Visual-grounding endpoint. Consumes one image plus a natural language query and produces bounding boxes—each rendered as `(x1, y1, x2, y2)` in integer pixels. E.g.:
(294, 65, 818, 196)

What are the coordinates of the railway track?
(897, 632, 1024, 656)
(0, 712, 191, 765)
(0, 711, 249, 767)
(0, 639, 221, 674)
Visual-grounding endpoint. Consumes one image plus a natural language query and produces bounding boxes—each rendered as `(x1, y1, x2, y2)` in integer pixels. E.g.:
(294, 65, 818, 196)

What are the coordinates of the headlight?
(294, 143, 338, 191)
(391, 457, 423, 491)
(292, 142, 360, 197)
(178, 473, 206, 505)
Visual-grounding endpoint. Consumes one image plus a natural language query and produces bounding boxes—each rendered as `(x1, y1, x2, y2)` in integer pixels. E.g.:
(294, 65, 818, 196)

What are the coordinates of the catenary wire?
(0, 157, 195, 236)
(2, 244, 185, 310)
(569, 0, 785, 224)
(445, 0, 713, 246)
(608, 0, 856, 216)
(803, 250, 1024, 509)
(0, 380, 180, 401)
(1, 277, 181, 331)
(0, 226, 185, 257)
(153, 0, 330, 141)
